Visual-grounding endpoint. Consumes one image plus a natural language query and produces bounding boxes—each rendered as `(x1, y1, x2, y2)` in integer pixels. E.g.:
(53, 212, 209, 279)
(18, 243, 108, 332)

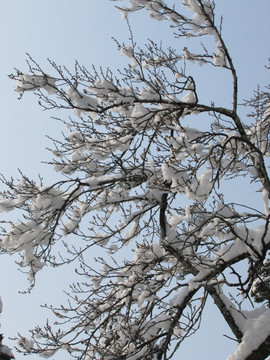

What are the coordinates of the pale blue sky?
(0, 1, 269, 359)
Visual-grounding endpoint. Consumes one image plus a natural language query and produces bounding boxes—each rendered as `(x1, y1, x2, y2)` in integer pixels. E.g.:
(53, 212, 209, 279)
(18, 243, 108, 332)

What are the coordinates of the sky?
(0, 1, 270, 359)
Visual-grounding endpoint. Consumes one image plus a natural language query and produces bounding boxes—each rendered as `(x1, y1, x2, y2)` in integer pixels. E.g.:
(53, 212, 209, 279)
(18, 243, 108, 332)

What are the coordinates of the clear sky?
(0, 1, 270, 359)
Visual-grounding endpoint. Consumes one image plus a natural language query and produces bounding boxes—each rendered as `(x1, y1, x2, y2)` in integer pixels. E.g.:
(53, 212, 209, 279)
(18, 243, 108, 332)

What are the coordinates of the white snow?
(90, 78, 117, 97)
(186, 168, 212, 200)
(130, 103, 152, 129)
(169, 206, 191, 227)
(15, 74, 57, 95)
(151, 242, 166, 258)
(262, 102, 270, 121)
(0, 344, 14, 358)
(213, 46, 226, 67)
(65, 86, 98, 116)
(0, 198, 16, 213)
(181, 90, 197, 103)
(139, 87, 160, 101)
(120, 46, 138, 69)
(227, 309, 270, 360)
(170, 286, 190, 307)
(182, 0, 201, 13)
(262, 188, 269, 215)
(123, 220, 140, 241)
(214, 238, 248, 263)
(18, 337, 34, 351)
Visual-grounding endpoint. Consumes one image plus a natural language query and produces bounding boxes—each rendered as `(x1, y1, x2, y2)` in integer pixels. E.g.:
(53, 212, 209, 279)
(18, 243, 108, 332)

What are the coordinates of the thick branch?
(160, 193, 168, 239)
(245, 335, 270, 360)
(207, 286, 243, 342)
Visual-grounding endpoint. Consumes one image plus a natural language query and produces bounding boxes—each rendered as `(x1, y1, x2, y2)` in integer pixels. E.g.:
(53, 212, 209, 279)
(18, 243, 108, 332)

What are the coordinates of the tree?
(0, 335, 15, 360)
(251, 259, 270, 307)
(0, 298, 14, 360)
(1, 0, 270, 359)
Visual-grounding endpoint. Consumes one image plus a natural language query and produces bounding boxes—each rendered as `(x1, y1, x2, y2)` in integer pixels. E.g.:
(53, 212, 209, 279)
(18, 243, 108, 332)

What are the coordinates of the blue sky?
(0, 1, 270, 359)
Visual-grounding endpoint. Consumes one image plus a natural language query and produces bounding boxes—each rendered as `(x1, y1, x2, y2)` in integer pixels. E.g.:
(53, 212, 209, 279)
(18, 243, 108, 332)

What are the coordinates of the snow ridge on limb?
(0, 299, 15, 359)
(0, 335, 14, 360)
(2, 1, 270, 359)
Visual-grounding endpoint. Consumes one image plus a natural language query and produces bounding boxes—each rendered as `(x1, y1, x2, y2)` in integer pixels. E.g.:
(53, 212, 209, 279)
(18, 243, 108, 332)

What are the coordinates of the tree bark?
(245, 335, 270, 360)
(207, 286, 243, 342)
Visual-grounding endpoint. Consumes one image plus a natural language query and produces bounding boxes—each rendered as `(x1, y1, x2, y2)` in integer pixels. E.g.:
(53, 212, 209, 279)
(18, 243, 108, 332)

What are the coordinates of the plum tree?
(1, 1, 270, 359)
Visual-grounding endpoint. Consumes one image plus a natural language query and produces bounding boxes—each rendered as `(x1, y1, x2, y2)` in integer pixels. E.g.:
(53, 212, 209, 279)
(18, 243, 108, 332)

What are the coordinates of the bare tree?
(1, 1, 270, 359)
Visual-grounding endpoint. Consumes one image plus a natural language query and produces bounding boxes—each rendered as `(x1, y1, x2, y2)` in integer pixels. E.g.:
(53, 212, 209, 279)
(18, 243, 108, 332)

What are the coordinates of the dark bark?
(160, 193, 168, 239)
(245, 335, 270, 360)
(208, 286, 243, 342)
